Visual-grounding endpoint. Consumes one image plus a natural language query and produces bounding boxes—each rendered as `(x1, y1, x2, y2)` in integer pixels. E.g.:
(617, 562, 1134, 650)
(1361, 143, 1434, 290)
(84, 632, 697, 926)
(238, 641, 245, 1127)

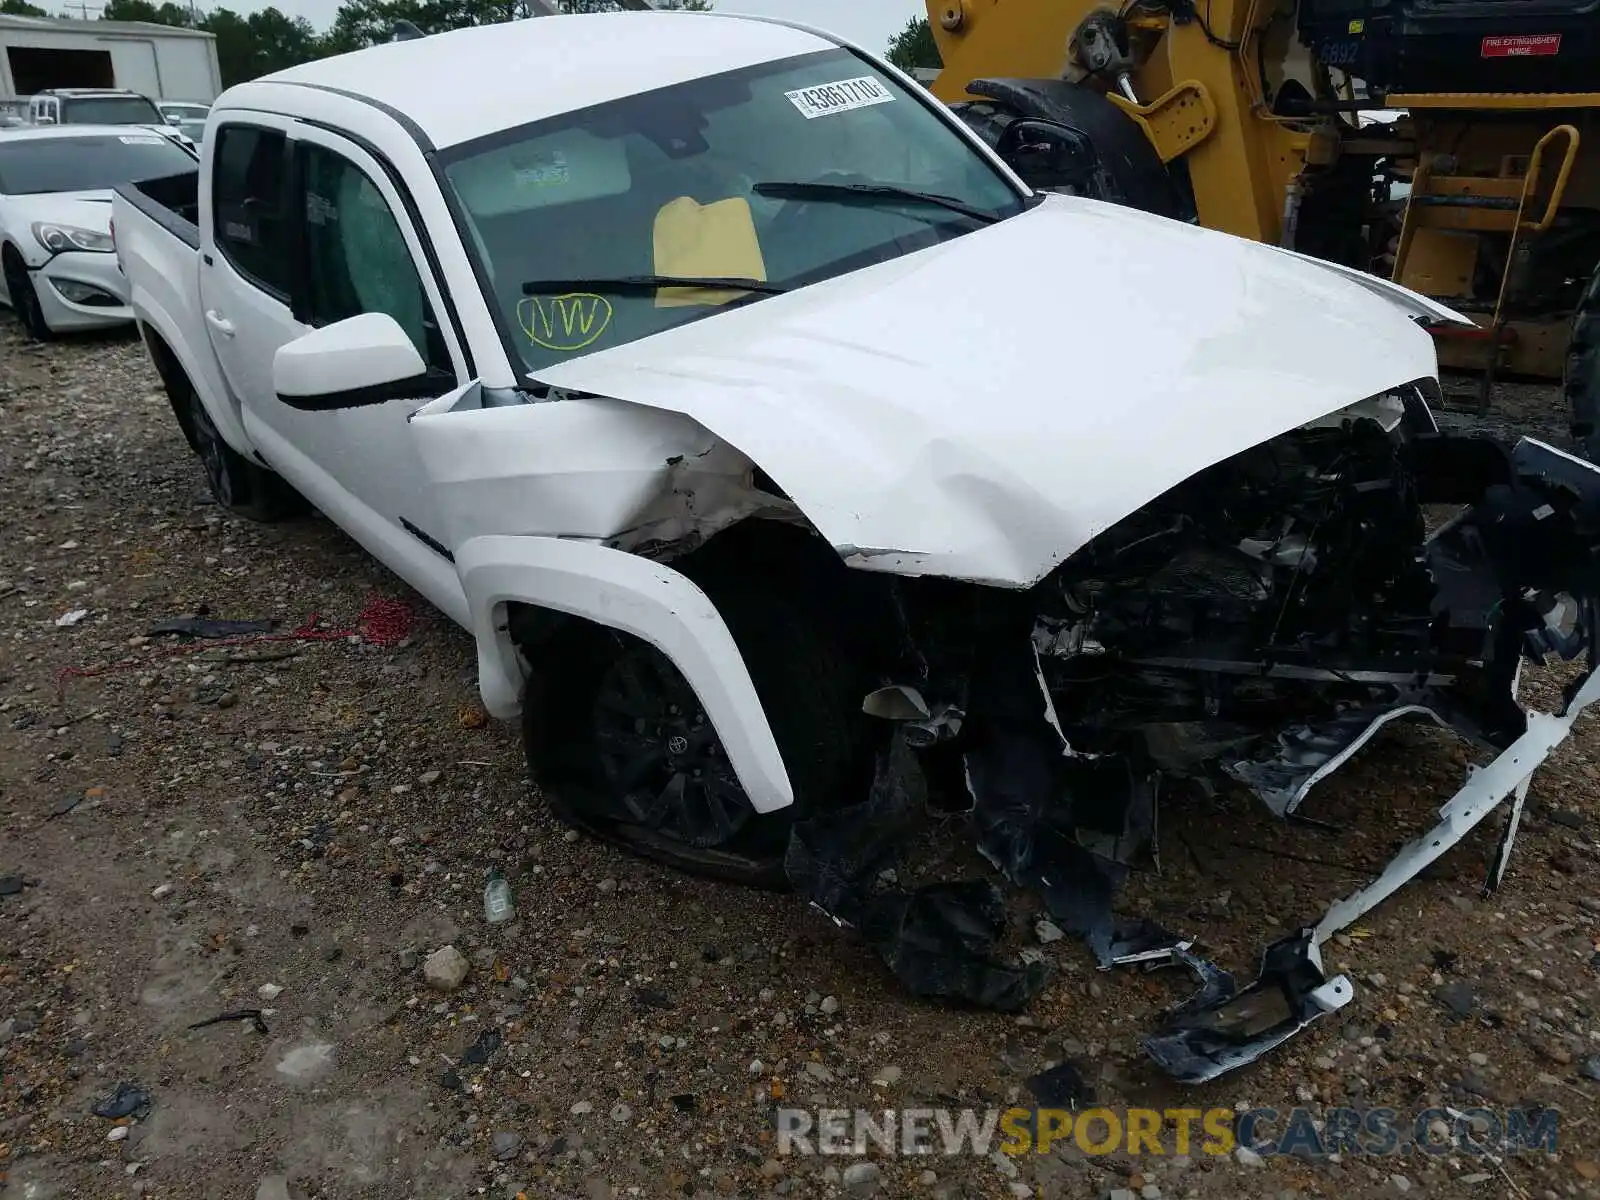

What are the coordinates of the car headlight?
(32, 222, 114, 254)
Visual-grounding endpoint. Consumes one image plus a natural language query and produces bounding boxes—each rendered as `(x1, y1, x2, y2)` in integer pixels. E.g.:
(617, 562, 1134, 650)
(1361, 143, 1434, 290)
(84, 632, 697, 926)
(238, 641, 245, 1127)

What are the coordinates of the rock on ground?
(423, 944, 469, 991)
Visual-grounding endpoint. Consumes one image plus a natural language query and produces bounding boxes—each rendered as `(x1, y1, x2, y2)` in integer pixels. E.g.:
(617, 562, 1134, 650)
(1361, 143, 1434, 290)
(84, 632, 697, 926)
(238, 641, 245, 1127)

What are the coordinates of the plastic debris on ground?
(779, 431, 1600, 1084)
(91, 1081, 151, 1120)
(483, 869, 515, 924)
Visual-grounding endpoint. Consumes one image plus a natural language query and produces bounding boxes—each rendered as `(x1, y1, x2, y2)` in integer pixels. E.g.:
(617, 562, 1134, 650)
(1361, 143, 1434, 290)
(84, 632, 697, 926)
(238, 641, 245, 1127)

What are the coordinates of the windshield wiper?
(752, 180, 1000, 225)
(521, 275, 788, 297)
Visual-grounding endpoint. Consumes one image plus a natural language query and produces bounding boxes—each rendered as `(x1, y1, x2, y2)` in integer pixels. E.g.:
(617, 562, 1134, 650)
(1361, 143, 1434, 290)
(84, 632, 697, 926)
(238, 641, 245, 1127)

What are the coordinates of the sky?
(257, 0, 926, 54)
(699, 0, 923, 53)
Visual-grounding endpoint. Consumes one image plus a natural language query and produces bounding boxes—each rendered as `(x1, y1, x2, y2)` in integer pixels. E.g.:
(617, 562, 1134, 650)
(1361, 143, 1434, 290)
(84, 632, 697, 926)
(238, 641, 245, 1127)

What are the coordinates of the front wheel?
(521, 572, 875, 889)
(3, 253, 52, 342)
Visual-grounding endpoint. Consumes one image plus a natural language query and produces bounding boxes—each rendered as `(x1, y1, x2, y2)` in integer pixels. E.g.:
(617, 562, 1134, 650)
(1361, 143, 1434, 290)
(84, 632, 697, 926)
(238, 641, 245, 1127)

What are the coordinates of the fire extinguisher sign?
(1481, 33, 1562, 57)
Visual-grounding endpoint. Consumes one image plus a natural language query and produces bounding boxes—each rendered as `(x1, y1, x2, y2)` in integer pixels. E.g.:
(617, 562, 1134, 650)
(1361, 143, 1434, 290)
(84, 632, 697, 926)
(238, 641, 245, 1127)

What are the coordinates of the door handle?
(204, 309, 235, 337)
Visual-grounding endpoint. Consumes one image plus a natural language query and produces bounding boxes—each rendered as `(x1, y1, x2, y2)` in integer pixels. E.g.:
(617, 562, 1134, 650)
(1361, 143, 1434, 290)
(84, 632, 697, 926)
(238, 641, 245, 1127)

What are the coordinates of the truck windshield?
(439, 48, 1024, 374)
(63, 96, 164, 125)
(0, 134, 195, 195)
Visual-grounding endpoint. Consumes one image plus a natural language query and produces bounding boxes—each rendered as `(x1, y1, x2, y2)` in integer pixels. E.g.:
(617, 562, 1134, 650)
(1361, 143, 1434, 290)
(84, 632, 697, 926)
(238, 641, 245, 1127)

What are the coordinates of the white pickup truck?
(111, 8, 1600, 1080)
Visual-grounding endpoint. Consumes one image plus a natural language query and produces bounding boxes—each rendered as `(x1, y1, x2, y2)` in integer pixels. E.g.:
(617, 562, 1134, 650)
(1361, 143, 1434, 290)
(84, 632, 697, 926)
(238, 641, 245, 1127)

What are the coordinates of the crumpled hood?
(533, 194, 1456, 587)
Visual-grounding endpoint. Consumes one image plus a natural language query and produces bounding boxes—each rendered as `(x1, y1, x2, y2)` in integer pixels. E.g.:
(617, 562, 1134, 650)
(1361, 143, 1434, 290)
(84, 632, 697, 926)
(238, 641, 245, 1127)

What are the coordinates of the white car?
(1, 125, 198, 337)
(110, 11, 1600, 1081)
(27, 88, 196, 151)
(158, 100, 211, 145)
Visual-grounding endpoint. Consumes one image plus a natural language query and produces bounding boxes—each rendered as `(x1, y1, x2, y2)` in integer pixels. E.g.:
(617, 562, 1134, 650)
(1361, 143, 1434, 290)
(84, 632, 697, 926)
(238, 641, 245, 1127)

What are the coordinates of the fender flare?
(956, 77, 1187, 220)
(454, 534, 796, 814)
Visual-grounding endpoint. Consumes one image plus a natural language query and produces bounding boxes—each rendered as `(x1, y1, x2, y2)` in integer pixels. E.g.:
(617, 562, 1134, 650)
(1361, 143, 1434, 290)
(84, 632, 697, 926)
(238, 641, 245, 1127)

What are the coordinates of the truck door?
(197, 116, 304, 431)
(278, 126, 468, 545)
(257, 124, 469, 558)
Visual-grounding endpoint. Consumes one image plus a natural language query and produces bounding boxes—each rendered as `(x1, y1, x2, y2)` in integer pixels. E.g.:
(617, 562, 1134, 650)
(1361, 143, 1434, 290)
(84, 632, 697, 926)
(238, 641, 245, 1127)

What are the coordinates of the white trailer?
(0, 14, 221, 105)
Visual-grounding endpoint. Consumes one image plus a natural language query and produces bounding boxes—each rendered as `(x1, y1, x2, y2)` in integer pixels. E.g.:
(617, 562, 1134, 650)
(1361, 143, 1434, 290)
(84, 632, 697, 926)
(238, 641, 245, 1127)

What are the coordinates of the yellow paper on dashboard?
(652, 195, 768, 308)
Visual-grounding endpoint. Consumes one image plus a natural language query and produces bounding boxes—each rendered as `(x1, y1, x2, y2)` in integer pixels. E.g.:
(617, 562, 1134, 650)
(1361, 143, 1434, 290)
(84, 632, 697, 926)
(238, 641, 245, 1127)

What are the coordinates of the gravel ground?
(2, 323, 1600, 1200)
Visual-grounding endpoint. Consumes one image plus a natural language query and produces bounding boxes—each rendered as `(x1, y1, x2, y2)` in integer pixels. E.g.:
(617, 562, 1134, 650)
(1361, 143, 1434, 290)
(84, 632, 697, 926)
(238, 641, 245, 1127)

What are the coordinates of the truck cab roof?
(256, 11, 844, 150)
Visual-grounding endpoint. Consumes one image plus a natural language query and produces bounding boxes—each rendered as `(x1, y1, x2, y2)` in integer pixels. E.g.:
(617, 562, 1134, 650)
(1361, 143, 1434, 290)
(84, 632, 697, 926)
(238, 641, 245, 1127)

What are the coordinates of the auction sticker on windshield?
(784, 76, 894, 120)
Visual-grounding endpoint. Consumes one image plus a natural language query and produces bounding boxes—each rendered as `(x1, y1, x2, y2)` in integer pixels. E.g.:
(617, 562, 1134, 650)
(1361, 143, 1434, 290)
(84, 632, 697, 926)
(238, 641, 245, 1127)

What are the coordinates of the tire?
(177, 380, 308, 522)
(521, 569, 876, 889)
(3, 250, 53, 342)
(1566, 261, 1600, 461)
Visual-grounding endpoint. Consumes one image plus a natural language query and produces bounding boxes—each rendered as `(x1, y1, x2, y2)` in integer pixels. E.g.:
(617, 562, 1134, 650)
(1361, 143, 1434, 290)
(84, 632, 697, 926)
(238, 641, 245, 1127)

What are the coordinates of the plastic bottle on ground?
(483, 868, 515, 924)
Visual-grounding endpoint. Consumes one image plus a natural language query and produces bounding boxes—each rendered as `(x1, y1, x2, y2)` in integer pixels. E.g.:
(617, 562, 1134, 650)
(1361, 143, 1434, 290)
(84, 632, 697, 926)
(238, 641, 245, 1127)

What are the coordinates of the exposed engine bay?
(783, 386, 1600, 1083)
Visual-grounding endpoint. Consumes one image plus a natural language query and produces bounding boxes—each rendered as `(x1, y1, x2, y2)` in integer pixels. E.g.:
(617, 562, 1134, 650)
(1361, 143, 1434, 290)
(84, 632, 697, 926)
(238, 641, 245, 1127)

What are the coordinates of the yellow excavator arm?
(926, 0, 1312, 245)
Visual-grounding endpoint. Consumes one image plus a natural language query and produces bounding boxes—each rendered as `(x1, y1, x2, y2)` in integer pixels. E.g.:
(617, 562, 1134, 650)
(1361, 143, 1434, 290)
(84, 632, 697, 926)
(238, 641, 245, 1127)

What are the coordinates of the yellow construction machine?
(923, 0, 1600, 451)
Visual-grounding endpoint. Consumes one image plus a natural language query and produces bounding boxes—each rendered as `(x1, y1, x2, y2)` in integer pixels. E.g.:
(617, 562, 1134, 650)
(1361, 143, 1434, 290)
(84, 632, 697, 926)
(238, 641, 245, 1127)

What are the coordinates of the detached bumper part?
(785, 733, 1052, 1011)
(1150, 660, 1600, 1082)
(1144, 936, 1353, 1084)
(1142, 438, 1600, 1080)
(782, 433, 1600, 1083)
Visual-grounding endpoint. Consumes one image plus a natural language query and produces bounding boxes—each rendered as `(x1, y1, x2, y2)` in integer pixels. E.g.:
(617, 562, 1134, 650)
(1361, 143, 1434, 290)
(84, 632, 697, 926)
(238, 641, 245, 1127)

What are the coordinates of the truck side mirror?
(273, 313, 444, 410)
(994, 119, 1099, 194)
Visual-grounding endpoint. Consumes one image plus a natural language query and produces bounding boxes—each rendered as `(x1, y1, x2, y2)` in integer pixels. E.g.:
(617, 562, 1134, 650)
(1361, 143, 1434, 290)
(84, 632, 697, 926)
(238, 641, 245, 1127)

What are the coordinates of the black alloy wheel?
(593, 643, 755, 851)
(522, 567, 876, 890)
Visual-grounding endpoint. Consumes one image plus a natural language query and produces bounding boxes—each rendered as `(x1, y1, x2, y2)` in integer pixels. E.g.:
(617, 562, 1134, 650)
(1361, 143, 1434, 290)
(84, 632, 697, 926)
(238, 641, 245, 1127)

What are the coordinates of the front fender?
(454, 535, 796, 814)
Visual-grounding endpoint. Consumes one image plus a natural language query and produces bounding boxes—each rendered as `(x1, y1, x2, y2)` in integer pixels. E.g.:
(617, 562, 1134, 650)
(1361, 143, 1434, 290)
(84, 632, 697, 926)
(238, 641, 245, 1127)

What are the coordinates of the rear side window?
(212, 124, 289, 297)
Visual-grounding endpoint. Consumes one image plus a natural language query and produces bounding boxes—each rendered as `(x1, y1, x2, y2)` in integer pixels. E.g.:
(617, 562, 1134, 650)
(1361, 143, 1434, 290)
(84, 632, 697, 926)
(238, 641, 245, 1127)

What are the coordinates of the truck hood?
(532, 194, 1454, 588)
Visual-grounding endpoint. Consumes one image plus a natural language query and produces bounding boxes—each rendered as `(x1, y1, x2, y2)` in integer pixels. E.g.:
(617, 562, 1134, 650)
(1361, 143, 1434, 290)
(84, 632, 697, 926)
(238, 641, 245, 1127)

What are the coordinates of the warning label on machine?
(1481, 33, 1562, 57)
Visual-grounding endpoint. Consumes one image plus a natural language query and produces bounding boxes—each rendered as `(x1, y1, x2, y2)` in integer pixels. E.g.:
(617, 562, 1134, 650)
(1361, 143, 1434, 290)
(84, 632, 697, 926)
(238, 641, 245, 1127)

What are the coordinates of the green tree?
(1, 0, 49, 14)
(99, 0, 322, 84)
(204, 6, 323, 85)
(323, 0, 454, 53)
(324, 0, 710, 54)
(558, 0, 711, 9)
(885, 14, 941, 72)
(99, 0, 197, 23)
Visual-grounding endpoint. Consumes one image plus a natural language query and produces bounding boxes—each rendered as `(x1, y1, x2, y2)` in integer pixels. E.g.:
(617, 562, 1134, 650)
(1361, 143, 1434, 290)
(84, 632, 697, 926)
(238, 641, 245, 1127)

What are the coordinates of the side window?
(212, 124, 289, 297)
(298, 142, 450, 374)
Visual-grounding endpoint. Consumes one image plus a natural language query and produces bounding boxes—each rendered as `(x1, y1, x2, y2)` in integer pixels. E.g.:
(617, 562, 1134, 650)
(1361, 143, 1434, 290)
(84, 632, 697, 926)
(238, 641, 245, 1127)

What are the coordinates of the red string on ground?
(56, 594, 417, 696)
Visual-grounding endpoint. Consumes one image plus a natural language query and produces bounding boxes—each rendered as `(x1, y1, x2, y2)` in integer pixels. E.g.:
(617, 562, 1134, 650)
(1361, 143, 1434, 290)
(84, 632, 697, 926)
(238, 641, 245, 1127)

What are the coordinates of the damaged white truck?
(111, 10, 1600, 1083)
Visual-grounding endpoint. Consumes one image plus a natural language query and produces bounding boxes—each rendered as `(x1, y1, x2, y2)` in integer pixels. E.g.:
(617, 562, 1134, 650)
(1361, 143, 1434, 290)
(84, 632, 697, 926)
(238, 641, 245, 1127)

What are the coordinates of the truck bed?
(114, 171, 200, 250)
(112, 163, 252, 467)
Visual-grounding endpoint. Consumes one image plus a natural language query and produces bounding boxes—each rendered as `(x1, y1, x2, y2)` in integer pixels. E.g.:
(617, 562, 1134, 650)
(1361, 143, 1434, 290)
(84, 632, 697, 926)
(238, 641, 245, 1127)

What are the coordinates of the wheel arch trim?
(454, 534, 796, 814)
